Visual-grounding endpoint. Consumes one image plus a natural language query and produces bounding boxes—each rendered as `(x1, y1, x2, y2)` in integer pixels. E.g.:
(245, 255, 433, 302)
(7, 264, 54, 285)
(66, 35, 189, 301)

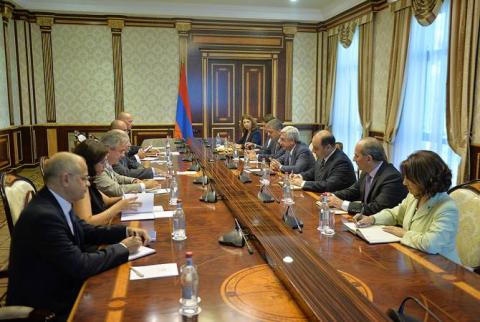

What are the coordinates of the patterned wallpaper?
(9, 19, 21, 126)
(0, 17, 8, 129)
(31, 24, 46, 124)
(16, 21, 31, 125)
(123, 27, 179, 124)
(292, 32, 317, 123)
(371, 8, 394, 133)
(52, 24, 115, 124)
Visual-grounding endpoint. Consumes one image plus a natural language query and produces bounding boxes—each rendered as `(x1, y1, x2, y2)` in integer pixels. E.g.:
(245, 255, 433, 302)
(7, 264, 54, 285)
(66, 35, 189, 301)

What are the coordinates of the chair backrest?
(0, 172, 37, 235)
(39, 156, 49, 178)
(448, 180, 480, 269)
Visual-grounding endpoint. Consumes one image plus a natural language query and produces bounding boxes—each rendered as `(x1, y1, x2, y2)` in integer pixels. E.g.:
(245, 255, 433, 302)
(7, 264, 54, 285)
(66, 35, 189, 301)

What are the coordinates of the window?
(331, 29, 362, 160)
(393, 0, 460, 184)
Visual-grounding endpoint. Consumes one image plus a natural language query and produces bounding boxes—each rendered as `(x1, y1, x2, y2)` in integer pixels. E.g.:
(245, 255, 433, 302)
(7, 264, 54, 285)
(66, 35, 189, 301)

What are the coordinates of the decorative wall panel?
(371, 8, 393, 133)
(292, 32, 317, 123)
(0, 17, 8, 129)
(123, 27, 179, 124)
(242, 64, 266, 120)
(9, 19, 20, 125)
(31, 24, 46, 123)
(52, 24, 115, 124)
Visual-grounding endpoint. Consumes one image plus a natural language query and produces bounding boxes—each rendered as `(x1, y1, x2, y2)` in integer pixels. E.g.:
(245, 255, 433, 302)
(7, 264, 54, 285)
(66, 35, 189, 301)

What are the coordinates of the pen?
(130, 267, 144, 278)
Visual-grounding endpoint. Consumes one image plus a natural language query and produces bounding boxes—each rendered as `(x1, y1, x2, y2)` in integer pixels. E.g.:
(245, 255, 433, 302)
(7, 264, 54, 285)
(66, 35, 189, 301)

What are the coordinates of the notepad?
(122, 193, 154, 214)
(130, 263, 179, 280)
(128, 246, 156, 261)
(343, 222, 401, 244)
(121, 206, 176, 221)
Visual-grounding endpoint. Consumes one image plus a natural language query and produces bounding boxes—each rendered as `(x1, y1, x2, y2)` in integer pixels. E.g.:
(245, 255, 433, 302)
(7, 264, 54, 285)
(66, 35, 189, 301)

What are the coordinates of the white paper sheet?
(128, 246, 156, 261)
(130, 263, 179, 280)
(122, 193, 154, 214)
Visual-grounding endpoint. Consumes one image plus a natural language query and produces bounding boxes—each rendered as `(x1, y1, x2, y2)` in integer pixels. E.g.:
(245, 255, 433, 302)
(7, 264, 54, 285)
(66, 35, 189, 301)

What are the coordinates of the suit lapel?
(365, 163, 387, 201)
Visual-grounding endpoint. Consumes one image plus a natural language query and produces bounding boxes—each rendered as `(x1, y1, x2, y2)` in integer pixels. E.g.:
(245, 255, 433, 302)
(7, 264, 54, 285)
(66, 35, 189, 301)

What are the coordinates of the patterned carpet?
(0, 167, 43, 303)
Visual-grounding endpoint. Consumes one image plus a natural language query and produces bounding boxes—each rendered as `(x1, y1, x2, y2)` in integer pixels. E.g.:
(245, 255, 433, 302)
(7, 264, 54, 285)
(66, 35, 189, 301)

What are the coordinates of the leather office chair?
(448, 180, 480, 272)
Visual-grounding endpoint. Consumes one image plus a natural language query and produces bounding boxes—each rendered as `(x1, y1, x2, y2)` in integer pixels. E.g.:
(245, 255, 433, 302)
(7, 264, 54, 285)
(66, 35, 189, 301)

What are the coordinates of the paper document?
(343, 222, 401, 244)
(245, 168, 262, 173)
(153, 176, 166, 180)
(141, 157, 159, 161)
(122, 193, 154, 214)
(130, 263, 179, 280)
(177, 171, 198, 175)
(128, 246, 156, 261)
(277, 181, 302, 190)
(146, 188, 170, 194)
(121, 206, 175, 221)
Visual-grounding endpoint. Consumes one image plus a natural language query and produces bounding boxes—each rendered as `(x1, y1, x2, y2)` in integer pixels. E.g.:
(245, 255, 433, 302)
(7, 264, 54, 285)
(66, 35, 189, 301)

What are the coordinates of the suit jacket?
(333, 162, 408, 215)
(257, 136, 285, 160)
(113, 156, 153, 179)
(300, 149, 356, 193)
(373, 193, 460, 264)
(94, 166, 143, 197)
(278, 142, 315, 174)
(7, 188, 128, 317)
(237, 128, 262, 146)
(126, 145, 142, 169)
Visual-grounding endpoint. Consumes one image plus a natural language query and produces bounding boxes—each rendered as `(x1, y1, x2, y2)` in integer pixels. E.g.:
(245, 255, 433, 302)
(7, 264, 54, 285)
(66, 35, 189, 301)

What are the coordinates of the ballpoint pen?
(130, 267, 144, 278)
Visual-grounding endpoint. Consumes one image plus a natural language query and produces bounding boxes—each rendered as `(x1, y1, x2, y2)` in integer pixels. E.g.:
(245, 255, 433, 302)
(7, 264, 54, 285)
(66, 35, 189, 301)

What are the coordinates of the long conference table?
(69, 139, 480, 321)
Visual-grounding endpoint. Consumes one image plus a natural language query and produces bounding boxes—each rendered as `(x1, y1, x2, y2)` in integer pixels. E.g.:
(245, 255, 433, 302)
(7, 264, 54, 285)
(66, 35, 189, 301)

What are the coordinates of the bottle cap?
(185, 251, 193, 258)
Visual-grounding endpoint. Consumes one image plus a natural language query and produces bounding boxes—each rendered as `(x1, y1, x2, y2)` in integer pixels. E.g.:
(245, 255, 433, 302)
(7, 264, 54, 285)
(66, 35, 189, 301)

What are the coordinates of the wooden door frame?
(200, 49, 279, 138)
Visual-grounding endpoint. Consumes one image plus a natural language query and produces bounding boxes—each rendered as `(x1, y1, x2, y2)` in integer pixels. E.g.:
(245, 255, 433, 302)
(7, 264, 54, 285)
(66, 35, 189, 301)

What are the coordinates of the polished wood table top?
(69, 140, 480, 321)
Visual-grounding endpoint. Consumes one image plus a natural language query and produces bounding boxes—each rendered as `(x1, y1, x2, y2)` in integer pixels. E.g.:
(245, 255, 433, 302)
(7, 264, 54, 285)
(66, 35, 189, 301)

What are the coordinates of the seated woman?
(73, 139, 139, 225)
(357, 150, 460, 264)
(236, 114, 262, 148)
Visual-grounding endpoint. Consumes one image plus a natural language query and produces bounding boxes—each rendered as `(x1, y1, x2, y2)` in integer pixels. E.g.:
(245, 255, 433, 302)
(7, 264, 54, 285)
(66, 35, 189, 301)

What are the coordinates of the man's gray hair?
(281, 126, 300, 142)
(266, 118, 283, 131)
(359, 137, 387, 162)
(101, 130, 130, 149)
(43, 152, 84, 184)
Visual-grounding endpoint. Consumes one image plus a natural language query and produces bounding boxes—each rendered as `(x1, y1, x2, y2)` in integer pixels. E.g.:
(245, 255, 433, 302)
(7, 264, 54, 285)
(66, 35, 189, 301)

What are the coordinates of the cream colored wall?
(371, 8, 394, 133)
(52, 24, 115, 124)
(123, 27, 179, 124)
(0, 17, 8, 129)
(292, 32, 317, 123)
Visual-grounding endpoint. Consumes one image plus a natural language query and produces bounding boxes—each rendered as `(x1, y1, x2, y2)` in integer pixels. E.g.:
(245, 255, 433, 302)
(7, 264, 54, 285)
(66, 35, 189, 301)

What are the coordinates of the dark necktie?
(364, 175, 373, 203)
(320, 159, 326, 168)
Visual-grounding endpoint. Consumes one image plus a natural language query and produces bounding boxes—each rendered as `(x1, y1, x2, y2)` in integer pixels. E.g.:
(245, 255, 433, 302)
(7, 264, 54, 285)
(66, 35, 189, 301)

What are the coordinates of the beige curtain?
(323, 34, 338, 129)
(339, 21, 358, 48)
(358, 21, 373, 137)
(383, 6, 412, 159)
(447, 0, 480, 183)
(412, 0, 444, 26)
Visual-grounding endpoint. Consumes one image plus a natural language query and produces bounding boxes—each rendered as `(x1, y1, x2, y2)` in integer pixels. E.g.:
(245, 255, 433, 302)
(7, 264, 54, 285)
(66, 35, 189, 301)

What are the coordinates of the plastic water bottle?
(233, 147, 239, 161)
(243, 151, 250, 171)
(318, 193, 335, 236)
(260, 158, 270, 186)
(172, 200, 186, 241)
(180, 252, 200, 316)
(215, 133, 222, 147)
(169, 174, 178, 205)
(282, 172, 293, 203)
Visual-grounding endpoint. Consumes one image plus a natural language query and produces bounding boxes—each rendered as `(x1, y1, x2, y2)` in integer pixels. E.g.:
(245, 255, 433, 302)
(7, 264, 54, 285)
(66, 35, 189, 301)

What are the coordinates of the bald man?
(7, 152, 149, 319)
(291, 130, 356, 192)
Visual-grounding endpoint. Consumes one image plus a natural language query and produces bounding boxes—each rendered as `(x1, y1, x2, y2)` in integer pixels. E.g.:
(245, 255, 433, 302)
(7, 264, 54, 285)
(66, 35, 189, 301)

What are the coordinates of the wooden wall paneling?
(13, 19, 23, 124)
(12, 130, 21, 164)
(108, 19, 124, 118)
(470, 145, 480, 180)
(211, 127, 234, 140)
(36, 16, 56, 122)
(23, 20, 32, 125)
(210, 62, 235, 138)
(242, 63, 270, 120)
(27, 21, 37, 124)
(175, 20, 191, 66)
(0, 132, 11, 170)
(20, 125, 32, 163)
(282, 24, 297, 122)
(1, 3, 14, 125)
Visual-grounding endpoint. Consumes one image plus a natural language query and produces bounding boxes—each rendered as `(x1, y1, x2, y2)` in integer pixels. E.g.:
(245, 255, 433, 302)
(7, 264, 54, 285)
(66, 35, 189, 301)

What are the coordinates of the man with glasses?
(7, 152, 150, 319)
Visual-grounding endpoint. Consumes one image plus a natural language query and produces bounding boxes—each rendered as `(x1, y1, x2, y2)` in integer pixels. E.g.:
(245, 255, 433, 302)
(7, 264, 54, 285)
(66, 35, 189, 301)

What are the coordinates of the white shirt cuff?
(134, 154, 141, 163)
(301, 181, 306, 188)
(140, 183, 145, 192)
(341, 200, 350, 211)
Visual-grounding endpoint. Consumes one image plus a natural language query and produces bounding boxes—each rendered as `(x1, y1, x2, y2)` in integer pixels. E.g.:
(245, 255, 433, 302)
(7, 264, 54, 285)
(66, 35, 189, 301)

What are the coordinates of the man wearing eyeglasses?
(7, 152, 150, 320)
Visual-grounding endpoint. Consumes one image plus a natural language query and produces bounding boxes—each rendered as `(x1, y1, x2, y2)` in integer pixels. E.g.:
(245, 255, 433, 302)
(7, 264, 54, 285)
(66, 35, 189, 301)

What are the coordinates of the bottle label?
(182, 286, 193, 299)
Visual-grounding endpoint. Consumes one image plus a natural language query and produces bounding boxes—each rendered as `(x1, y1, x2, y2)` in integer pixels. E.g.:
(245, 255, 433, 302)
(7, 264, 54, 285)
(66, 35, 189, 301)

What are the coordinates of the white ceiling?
(10, 0, 366, 23)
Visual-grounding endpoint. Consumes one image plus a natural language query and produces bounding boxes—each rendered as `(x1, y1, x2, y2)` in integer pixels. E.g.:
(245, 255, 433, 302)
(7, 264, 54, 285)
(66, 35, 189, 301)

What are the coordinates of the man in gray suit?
(245, 118, 285, 161)
(270, 126, 315, 174)
(291, 130, 356, 192)
(94, 131, 160, 197)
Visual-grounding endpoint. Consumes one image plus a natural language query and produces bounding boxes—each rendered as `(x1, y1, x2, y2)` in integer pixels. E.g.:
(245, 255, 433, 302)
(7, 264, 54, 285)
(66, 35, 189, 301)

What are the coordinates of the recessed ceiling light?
(290, 0, 298, 2)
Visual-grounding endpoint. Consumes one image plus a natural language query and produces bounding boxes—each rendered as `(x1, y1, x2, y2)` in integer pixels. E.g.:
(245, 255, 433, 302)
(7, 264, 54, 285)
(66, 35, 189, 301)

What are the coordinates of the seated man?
(291, 130, 356, 192)
(111, 118, 145, 168)
(95, 130, 160, 197)
(245, 118, 285, 161)
(109, 123, 155, 179)
(116, 112, 147, 162)
(327, 137, 408, 215)
(270, 126, 315, 174)
(7, 152, 149, 319)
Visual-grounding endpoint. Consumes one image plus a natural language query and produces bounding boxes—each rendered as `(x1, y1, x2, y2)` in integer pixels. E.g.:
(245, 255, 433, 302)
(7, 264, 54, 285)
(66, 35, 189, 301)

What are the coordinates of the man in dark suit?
(327, 137, 408, 215)
(270, 126, 315, 174)
(7, 152, 150, 320)
(291, 130, 356, 192)
(245, 118, 285, 161)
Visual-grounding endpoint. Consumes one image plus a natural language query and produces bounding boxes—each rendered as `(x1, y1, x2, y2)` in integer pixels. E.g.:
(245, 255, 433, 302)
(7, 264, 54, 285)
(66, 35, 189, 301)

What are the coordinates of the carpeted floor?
(0, 167, 43, 303)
